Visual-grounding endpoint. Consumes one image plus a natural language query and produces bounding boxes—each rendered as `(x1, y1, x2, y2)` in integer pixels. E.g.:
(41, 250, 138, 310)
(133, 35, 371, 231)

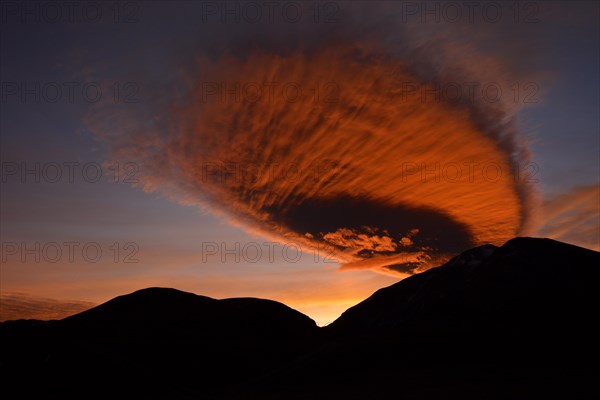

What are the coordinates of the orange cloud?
(88, 41, 535, 276)
(163, 47, 530, 273)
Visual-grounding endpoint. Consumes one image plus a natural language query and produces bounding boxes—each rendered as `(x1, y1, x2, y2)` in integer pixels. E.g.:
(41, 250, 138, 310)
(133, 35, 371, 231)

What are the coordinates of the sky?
(1, 1, 599, 326)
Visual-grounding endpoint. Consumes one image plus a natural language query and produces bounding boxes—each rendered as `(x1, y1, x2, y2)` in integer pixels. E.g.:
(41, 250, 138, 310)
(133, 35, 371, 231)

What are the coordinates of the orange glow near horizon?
(0, 255, 397, 326)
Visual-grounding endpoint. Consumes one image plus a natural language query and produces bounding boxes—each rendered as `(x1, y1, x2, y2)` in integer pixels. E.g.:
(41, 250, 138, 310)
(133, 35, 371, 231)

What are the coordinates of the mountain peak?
(444, 243, 498, 271)
(327, 237, 599, 335)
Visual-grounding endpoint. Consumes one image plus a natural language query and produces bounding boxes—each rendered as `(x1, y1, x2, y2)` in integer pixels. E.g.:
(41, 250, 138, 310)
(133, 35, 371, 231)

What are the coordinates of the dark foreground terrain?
(1, 238, 599, 399)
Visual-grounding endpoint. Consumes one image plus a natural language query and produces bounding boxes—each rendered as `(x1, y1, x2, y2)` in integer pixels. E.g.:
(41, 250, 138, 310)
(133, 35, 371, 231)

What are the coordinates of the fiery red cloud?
(88, 30, 535, 276)
(165, 47, 532, 275)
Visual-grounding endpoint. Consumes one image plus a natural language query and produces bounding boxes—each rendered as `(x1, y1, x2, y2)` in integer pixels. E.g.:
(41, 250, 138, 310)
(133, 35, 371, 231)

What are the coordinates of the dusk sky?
(1, 1, 598, 326)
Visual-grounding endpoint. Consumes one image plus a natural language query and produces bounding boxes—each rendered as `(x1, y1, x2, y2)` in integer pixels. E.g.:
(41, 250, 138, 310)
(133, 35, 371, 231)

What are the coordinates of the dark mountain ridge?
(60, 287, 317, 338)
(1, 237, 598, 399)
(327, 237, 599, 338)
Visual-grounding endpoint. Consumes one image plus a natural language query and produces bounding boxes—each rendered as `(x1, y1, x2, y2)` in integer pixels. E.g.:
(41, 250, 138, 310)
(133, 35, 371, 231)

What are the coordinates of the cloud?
(0, 292, 95, 322)
(322, 227, 398, 254)
(538, 185, 600, 251)
(86, 3, 538, 276)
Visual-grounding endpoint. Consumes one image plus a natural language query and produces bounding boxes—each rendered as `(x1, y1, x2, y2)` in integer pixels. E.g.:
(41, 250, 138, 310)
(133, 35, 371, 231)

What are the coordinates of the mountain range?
(1, 237, 598, 399)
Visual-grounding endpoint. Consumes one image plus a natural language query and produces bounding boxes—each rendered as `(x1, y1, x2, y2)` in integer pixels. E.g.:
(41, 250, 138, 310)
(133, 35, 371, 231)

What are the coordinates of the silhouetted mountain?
(1, 238, 598, 399)
(62, 287, 317, 338)
(243, 238, 599, 398)
(328, 238, 599, 340)
(1, 289, 319, 399)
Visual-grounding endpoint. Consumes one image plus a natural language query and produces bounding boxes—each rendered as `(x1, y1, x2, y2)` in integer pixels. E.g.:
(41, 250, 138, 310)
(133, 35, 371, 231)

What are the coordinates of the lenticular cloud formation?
(88, 9, 536, 276)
